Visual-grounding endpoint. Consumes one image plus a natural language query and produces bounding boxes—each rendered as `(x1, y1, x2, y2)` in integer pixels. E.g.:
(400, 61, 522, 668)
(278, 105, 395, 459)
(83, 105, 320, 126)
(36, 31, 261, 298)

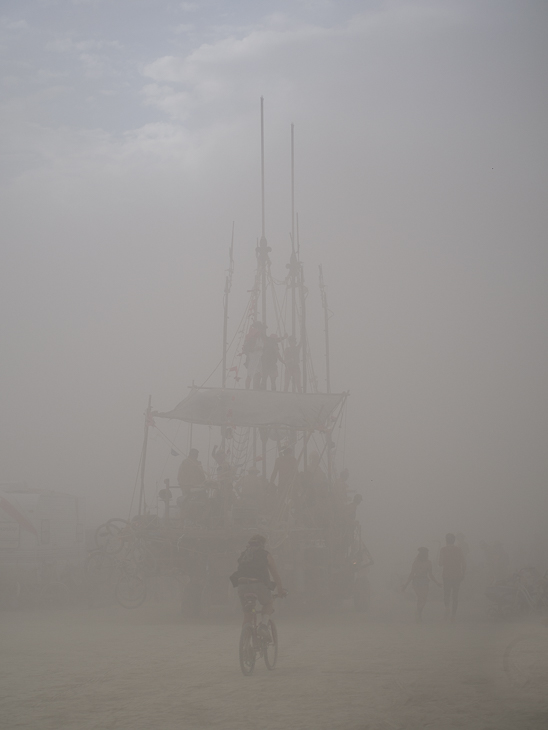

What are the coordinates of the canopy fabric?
(153, 388, 345, 430)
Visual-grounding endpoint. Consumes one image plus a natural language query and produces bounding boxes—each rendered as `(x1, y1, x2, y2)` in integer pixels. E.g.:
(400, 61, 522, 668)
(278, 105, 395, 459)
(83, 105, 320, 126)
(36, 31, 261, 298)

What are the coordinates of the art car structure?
(91, 101, 368, 614)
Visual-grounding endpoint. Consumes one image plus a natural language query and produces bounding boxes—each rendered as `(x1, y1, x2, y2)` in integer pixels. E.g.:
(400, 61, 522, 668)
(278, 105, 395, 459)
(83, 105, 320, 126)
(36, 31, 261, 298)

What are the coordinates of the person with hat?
(230, 534, 287, 637)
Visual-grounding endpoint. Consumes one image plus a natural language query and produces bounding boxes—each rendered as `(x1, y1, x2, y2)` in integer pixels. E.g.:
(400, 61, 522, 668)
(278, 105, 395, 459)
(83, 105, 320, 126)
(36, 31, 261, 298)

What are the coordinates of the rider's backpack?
(237, 546, 257, 568)
(229, 546, 256, 587)
(229, 546, 274, 588)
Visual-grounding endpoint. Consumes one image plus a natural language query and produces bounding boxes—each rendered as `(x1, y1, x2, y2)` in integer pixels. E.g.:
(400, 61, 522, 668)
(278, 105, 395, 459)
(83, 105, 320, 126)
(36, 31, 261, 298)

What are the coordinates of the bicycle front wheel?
(263, 619, 278, 670)
(239, 624, 256, 675)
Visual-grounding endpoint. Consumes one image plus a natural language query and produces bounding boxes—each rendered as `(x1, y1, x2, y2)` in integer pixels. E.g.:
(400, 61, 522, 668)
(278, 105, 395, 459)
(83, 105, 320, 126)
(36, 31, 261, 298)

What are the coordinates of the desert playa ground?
(1, 595, 548, 730)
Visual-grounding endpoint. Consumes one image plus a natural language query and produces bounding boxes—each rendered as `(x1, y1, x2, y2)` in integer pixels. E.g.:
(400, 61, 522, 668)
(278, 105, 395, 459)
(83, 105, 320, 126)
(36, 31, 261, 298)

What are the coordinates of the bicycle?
(239, 592, 280, 676)
(503, 620, 548, 691)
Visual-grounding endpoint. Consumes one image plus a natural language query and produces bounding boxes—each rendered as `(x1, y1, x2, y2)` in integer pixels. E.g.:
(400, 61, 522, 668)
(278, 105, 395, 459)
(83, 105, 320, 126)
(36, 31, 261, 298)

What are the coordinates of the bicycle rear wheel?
(239, 624, 256, 675)
(263, 619, 278, 670)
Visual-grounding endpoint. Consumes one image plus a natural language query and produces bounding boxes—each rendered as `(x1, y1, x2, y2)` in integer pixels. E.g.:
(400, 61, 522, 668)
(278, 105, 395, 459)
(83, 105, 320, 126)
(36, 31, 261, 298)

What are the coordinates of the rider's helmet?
(248, 534, 267, 547)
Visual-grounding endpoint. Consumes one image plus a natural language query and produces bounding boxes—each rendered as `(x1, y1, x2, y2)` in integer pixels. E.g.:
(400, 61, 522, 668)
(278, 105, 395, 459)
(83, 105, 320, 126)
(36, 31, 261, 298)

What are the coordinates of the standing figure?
(212, 444, 228, 469)
(299, 451, 329, 528)
(403, 547, 441, 623)
(439, 533, 466, 622)
(177, 448, 206, 495)
(261, 334, 284, 391)
(344, 494, 363, 524)
(283, 336, 302, 393)
(243, 322, 266, 390)
(335, 468, 351, 504)
(270, 447, 298, 497)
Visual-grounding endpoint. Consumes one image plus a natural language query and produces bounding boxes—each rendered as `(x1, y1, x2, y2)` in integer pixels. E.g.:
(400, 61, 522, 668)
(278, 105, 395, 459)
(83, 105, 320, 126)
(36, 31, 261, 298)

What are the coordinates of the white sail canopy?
(153, 388, 345, 430)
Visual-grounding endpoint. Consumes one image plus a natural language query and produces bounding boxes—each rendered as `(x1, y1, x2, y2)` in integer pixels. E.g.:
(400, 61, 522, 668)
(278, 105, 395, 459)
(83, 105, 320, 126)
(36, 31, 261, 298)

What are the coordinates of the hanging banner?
(153, 388, 345, 431)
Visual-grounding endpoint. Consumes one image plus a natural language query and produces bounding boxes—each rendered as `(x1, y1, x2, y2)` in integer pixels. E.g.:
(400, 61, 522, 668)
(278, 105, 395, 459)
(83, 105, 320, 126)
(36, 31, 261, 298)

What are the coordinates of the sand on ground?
(1, 596, 548, 730)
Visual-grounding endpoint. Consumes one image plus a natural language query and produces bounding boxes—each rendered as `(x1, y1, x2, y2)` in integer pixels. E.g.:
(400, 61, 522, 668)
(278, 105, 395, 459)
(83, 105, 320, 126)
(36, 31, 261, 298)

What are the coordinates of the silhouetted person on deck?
(261, 334, 284, 391)
(335, 468, 351, 503)
(344, 494, 363, 525)
(300, 450, 327, 509)
(243, 322, 265, 390)
(177, 448, 206, 494)
(270, 447, 298, 497)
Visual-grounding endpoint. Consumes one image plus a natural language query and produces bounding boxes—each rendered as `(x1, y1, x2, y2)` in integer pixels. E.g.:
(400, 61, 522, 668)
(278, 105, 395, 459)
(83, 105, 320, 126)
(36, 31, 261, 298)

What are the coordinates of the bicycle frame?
(242, 592, 263, 650)
(238, 591, 279, 675)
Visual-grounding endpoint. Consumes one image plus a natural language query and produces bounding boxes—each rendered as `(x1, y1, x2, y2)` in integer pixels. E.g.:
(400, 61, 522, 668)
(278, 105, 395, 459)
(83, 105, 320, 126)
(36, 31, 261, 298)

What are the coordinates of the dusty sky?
(1, 0, 547, 558)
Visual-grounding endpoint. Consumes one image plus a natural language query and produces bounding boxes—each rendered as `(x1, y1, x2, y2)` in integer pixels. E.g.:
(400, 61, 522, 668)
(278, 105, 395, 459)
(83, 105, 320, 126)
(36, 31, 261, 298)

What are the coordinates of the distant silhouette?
(403, 547, 441, 623)
(439, 533, 466, 621)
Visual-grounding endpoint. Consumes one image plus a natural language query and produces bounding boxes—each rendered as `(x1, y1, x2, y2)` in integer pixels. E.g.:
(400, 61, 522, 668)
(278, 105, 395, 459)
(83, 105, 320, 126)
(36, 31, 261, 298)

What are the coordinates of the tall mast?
(291, 123, 295, 246)
(298, 215, 307, 395)
(319, 265, 332, 487)
(259, 97, 268, 327)
(298, 215, 308, 472)
(222, 224, 234, 390)
(290, 124, 297, 339)
(257, 97, 270, 480)
(138, 395, 152, 516)
(261, 97, 266, 242)
(319, 265, 331, 394)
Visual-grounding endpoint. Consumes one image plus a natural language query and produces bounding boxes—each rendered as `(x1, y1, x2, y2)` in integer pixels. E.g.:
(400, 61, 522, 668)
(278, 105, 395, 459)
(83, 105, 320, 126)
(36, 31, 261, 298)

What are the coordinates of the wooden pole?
(319, 265, 332, 487)
(221, 228, 234, 452)
(319, 265, 331, 395)
(222, 225, 234, 390)
(259, 97, 268, 481)
(299, 219, 308, 472)
(260, 98, 268, 329)
(261, 97, 266, 240)
(291, 124, 297, 340)
(138, 395, 152, 516)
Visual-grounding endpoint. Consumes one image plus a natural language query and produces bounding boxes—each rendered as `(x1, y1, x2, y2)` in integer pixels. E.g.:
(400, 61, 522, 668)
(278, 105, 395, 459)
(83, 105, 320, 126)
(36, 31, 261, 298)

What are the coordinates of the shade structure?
(153, 388, 345, 430)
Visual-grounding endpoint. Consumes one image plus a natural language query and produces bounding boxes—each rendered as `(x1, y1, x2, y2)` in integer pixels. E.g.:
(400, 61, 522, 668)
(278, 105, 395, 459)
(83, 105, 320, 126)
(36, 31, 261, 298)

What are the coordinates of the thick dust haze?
(1, 2, 548, 729)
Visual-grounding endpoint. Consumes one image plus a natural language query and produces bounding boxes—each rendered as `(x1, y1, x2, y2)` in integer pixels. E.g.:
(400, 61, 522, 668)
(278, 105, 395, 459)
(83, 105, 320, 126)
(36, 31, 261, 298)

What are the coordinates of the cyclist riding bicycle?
(230, 534, 287, 638)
